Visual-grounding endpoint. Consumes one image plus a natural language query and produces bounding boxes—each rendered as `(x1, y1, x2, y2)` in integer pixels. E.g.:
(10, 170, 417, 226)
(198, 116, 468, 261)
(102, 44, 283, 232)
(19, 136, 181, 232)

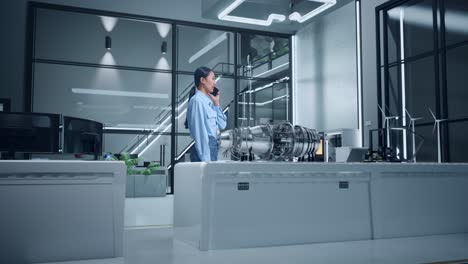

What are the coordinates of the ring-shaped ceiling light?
(289, 0, 336, 23)
(218, 0, 286, 26)
(218, 0, 336, 26)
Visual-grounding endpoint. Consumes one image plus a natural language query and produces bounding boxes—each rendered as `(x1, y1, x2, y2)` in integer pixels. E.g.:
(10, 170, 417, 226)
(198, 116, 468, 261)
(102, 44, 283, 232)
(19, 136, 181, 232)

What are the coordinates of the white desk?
(174, 162, 468, 250)
(0, 160, 126, 263)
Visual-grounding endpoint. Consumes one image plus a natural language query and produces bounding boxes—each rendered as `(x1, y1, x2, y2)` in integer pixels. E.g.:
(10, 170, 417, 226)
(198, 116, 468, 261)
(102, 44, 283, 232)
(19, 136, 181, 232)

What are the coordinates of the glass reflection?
(385, 0, 434, 63)
(177, 26, 234, 74)
(35, 8, 173, 69)
(238, 33, 290, 78)
(237, 77, 289, 127)
(33, 63, 172, 130)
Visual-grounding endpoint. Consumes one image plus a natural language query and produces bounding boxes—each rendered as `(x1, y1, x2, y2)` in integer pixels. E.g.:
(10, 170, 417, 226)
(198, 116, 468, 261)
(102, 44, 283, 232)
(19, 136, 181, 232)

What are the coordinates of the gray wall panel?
(295, 1, 358, 132)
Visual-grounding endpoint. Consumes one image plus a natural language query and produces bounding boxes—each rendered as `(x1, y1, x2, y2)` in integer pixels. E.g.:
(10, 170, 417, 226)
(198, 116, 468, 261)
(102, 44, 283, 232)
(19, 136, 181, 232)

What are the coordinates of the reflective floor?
(42, 227, 468, 264)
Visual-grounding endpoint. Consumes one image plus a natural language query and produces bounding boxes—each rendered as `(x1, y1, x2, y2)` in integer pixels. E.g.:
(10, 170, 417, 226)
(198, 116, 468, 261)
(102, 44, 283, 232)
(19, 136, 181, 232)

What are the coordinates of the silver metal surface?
(219, 122, 320, 160)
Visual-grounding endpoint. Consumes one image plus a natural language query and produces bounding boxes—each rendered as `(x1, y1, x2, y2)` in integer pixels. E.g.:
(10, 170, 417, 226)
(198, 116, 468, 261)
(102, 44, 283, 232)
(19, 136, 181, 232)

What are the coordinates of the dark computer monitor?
(0, 112, 60, 157)
(62, 116, 103, 158)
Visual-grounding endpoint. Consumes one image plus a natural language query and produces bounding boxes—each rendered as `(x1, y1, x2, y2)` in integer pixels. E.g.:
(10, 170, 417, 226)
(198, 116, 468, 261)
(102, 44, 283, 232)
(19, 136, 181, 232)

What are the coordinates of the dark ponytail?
(184, 66, 213, 129)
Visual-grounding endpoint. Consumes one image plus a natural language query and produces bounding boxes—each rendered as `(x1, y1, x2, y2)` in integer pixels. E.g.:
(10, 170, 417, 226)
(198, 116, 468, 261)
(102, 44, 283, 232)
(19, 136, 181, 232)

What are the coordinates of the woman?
(185, 66, 227, 162)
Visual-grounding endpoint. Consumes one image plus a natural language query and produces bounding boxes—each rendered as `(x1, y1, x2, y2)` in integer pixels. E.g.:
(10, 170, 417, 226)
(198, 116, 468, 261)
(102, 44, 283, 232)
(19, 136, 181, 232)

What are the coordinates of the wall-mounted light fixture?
(105, 36, 112, 50)
(161, 41, 167, 54)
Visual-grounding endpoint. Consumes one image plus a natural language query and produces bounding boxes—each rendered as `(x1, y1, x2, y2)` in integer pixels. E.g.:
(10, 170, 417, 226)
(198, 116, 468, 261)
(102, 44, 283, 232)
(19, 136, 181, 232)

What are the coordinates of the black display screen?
(0, 112, 60, 153)
(62, 116, 103, 155)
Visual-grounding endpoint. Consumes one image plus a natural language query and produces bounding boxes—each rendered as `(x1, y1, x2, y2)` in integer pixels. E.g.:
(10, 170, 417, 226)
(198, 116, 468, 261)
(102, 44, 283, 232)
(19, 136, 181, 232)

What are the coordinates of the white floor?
(42, 228, 468, 264)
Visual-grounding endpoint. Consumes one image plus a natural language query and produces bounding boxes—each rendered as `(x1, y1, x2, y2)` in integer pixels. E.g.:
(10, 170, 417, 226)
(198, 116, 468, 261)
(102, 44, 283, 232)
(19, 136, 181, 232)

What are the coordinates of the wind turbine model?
(429, 108, 447, 163)
(405, 109, 423, 162)
(378, 104, 399, 149)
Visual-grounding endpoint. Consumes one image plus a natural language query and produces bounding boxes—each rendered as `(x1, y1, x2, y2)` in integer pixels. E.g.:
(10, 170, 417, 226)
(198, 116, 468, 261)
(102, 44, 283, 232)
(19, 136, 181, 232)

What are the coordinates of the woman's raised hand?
(208, 92, 220, 106)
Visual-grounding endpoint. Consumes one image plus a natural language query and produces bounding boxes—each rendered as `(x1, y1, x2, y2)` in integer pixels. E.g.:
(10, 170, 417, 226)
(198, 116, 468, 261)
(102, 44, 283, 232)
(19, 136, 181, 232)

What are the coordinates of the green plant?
(107, 152, 159, 175)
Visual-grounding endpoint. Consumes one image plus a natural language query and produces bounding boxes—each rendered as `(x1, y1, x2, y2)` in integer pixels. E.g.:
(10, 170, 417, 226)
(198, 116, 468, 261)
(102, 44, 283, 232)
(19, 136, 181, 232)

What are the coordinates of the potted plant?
(106, 153, 167, 197)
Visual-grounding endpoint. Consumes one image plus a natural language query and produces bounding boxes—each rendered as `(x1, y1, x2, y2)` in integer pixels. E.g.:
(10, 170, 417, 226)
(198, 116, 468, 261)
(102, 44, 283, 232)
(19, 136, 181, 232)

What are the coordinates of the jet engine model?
(218, 122, 321, 161)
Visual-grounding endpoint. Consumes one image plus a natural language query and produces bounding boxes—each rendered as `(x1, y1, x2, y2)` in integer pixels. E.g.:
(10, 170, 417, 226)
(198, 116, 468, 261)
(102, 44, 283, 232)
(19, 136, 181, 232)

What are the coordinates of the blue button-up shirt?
(187, 89, 227, 161)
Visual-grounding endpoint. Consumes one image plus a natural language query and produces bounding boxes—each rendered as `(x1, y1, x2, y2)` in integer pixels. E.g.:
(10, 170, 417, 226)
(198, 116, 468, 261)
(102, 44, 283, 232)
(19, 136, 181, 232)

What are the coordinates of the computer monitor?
(0, 112, 60, 158)
(62, 116, 103, 158)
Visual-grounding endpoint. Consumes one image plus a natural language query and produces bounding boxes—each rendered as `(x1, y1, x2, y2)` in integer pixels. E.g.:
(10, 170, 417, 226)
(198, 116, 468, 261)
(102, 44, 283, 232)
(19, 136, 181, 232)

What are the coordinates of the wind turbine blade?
(378, 104, 386, 117)
(432, 122, 437, 135)
(405, 108, 412, 119)
(428, 108, 436, 120)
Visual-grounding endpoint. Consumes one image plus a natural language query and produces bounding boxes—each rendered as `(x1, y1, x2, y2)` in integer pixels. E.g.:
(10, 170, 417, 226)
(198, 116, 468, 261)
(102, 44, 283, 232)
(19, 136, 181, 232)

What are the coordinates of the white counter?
(174, 162, 468, 250)
(0, 160, 126, 263)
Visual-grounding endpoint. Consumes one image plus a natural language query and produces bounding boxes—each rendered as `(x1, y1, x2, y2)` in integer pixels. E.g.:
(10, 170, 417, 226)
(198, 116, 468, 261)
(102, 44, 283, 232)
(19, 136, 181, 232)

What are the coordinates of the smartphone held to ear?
(211, 87, 219, 96)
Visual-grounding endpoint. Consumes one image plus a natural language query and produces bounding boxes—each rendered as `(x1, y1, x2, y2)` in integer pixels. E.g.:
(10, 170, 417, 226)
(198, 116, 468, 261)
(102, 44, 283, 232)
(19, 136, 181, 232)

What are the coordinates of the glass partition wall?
(26, 3, 292, 193)
(377, 0, 468, 162)
(237, 33, 291, 127)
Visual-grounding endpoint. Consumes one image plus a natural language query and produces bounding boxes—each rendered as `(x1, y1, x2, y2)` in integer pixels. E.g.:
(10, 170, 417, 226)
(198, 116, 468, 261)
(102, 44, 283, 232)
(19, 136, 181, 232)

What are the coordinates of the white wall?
(294, 0, 393, 146)
(295, 1, 358, 132)
(360, 0, 389, 146)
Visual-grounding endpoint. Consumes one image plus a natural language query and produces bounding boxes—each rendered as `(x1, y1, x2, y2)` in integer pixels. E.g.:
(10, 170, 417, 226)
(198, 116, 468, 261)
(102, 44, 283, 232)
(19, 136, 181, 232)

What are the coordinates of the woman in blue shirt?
(185, 67, 227, 162)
